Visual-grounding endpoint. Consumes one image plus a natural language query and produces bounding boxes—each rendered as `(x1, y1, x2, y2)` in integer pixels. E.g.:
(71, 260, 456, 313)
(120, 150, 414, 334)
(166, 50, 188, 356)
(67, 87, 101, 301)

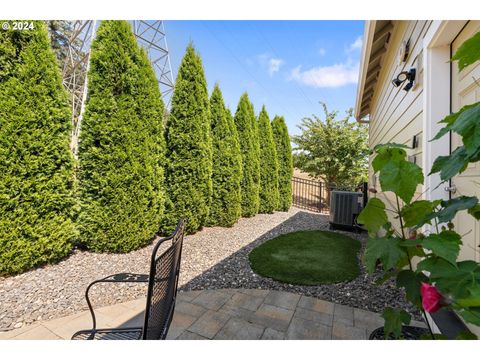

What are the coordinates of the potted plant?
(357, 31, 480, 340)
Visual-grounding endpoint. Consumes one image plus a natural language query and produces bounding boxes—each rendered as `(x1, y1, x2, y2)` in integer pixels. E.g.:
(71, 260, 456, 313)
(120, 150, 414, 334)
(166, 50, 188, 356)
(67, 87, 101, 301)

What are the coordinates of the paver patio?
(0, 289, 426, 340)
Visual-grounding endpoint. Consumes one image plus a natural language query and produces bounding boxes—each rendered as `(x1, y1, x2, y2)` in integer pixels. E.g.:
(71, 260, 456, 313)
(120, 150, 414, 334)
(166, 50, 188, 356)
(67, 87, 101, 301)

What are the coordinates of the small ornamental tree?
(78, 21, 165, 252)
(162, 43, 212, 234)
(206, 84, 242, 227)
(234, 93, 260, 217)
(258, 106, 279, 213)
(0, 21, 76, 274)
(272, 115, 293, 211)
(357, 32, 480, 339)
(292, 103, 369, 185)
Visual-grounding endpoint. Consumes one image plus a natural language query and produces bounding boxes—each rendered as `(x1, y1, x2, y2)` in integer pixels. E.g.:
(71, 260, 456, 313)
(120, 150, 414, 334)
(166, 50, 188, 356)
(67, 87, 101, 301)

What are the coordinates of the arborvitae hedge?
(206, 85, 242, 227)
(258, 106, 279, 213)
(78, 21, 165, 252)
(162, 44, 212, 234)
(234, 93, 260, 217)
(0, 21, 76, 274)
(272, 115, 293, 211)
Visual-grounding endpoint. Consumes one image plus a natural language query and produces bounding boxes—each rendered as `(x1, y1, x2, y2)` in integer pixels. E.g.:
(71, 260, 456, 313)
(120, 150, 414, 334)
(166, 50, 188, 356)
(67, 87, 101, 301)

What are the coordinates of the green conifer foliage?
(234, 93, 260, 217)
(258, 106, 280, 213)
(206, 85, 242, 227)
(77, 21, 165, 252)
(162, 44, 212, 234)
(272, 116, 293, 211)
(0, 21, 76, 274)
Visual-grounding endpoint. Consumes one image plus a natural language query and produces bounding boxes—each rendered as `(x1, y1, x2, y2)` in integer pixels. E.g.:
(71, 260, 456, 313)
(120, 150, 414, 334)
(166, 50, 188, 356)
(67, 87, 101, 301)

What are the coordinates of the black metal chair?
(72, 219, 186, 340)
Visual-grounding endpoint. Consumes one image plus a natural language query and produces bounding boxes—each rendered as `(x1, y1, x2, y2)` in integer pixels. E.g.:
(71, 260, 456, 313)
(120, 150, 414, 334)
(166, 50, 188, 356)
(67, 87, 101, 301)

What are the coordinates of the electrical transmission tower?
(59, 20, 174, 158)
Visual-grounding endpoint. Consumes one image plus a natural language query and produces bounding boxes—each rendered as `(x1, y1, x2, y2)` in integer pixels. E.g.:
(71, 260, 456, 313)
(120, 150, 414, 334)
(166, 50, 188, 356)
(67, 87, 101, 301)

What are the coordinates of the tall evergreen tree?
(0, 21, 76, 274)
(258, 106, 279, 213)
(272, 115, 293, 211)
(206, 85, 242, 227)
(78, 21, 165, 252)
(234, 93, 260, 217)
(162, 44, 212, 234)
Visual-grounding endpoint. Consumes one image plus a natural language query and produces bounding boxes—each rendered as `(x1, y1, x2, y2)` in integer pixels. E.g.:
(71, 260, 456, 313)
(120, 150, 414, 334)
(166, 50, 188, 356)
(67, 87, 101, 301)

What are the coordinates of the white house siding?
(368, 21, 432, 218)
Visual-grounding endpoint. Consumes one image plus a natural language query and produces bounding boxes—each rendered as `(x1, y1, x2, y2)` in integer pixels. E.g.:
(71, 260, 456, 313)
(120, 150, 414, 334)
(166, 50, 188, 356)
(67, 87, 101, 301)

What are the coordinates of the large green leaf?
(455, 331, 478, 340)
(468, 204, 480, 220)
(451, 103, 480, 156)
(373, 143, 410, 151)
(451, 31, 480, 71)
(396, 270, 428, 307)
(456, 285, 480, 308)
(379, 159, 424, 204)
(425, 196, 478, 224)
(364, 236, 407, 273)
(457, 307, 480, 327)
(429, 146, 469, 181)
(401, 200, 440, 228)
(418, 258, 480, 299)
(382, 308, 411, 339)
(357, 197, 388, 236)
(372, 146, 407, 172)
(432, 103, 479, 141)
(422, 231, 462, 265)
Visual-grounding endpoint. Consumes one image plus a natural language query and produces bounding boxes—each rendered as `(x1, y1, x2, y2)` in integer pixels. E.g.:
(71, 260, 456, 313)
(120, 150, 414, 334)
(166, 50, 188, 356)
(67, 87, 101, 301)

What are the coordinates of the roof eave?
(354, 20, 376, 122)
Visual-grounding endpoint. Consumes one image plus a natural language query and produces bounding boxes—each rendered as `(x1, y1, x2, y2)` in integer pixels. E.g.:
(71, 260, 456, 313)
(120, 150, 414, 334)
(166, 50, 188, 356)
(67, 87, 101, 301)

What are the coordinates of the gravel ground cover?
(0, 207, 421, 331)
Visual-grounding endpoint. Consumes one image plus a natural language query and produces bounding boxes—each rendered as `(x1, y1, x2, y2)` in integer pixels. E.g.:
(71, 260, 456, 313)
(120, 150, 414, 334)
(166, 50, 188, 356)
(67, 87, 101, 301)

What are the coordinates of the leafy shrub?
(258, 106, 279, 213)
(77, 21, 165, 252)
(161, 43, 212, 234)
(206, 85, 242, 227)
(0, 21, 76, 274)
(357, 31, 480, 339)
(272, 115, 293, 211)
(234, 93, 260, 217)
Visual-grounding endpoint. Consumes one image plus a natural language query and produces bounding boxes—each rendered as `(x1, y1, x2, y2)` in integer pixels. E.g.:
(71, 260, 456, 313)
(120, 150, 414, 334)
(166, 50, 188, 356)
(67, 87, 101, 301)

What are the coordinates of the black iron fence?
(291, 177, 367, 213)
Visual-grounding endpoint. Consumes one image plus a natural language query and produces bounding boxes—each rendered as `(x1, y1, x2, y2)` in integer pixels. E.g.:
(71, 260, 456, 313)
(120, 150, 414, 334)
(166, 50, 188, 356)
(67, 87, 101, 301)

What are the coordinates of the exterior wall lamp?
(392, 68, 416, 91)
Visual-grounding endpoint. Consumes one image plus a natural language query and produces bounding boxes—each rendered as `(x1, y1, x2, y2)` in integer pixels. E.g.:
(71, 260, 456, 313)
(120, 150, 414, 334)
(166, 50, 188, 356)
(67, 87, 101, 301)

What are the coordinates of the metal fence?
(291, 177, 365, 213)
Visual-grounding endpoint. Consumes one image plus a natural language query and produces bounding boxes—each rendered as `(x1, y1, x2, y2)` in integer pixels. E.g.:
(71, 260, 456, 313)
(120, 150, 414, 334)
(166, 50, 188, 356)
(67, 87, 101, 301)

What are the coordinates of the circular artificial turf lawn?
(248, 230, 361, 285)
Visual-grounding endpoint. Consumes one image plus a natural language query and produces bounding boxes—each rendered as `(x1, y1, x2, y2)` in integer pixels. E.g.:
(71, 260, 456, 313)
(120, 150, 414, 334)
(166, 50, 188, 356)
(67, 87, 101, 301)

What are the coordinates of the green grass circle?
(248, 230, 361, 285)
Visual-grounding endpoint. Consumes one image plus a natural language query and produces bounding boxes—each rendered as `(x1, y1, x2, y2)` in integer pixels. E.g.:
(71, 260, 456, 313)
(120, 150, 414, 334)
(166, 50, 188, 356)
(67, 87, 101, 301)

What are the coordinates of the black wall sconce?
(392, 68, 416, 91)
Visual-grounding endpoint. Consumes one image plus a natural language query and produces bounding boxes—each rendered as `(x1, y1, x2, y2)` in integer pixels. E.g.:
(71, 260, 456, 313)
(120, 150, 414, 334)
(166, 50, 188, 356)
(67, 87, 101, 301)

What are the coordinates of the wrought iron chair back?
(143, 219, 185, 339)
(71, 219, 185, 340)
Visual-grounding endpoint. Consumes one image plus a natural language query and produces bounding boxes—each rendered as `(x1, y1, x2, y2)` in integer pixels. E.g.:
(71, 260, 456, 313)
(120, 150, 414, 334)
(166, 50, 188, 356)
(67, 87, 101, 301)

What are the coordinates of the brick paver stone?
(191, 290, 233, 311)
(264, 291, 301, 310)
(251, 304, 294, 332)
(294, 307, 333, 326)
(333, 303, 354, 326)
(187, 310, 230, 339)
(297, 295, 334, 314)
(261, 327, 285, 340)
(332, 322, 367, 340)
(285, 316, 332, 340)
(214, 317, 265, 340)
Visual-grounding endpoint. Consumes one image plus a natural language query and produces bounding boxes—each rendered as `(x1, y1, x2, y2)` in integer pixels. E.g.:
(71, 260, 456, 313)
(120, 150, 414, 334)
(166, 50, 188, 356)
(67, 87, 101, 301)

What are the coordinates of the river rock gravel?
(0, 207, 420, 331)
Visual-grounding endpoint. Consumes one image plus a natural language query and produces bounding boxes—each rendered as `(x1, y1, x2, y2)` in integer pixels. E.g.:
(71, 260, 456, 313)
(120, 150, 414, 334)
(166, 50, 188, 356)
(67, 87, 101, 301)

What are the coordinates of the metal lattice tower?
(60, 20, 174, 158)
(131, 20, 175, 108)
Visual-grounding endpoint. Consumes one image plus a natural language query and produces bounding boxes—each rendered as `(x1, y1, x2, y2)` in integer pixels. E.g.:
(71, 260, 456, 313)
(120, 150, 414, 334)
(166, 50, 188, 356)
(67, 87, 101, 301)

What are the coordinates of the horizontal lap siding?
(368, 20, 432, 223)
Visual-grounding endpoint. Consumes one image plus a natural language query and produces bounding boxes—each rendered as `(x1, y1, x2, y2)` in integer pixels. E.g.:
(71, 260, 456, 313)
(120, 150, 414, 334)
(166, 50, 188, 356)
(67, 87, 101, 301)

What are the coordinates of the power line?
(249, 22, 318, 110)
(201, 21, 295, 120)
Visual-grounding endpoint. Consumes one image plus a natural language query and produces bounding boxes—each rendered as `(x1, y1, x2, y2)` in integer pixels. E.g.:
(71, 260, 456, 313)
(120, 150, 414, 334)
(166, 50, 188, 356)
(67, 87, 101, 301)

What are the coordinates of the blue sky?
(164, 21, 364, 136)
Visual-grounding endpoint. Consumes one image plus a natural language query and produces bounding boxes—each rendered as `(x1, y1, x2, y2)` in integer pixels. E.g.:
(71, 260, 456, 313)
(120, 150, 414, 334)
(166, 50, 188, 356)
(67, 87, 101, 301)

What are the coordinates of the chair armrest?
(85, 273, 149, 335)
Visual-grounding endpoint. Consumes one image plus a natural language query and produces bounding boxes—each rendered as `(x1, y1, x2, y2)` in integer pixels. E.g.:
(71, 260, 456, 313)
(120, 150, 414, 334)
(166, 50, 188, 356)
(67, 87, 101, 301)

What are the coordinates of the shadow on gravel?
(177, 209, 421, 320)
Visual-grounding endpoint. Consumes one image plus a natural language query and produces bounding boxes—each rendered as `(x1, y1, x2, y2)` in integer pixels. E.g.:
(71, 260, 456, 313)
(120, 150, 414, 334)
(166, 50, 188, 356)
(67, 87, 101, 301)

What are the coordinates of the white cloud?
(348, 36, 363, 52)
(257, 53, 284, 77)
(268, 58, 284, 76)
(289, 62, 359, 88)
